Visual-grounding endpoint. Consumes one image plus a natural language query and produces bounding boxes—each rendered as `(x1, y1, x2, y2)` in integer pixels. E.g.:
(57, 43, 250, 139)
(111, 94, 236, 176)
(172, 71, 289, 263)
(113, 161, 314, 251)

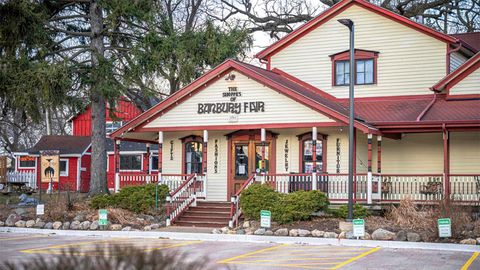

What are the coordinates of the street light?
(338, 18, 355, 221)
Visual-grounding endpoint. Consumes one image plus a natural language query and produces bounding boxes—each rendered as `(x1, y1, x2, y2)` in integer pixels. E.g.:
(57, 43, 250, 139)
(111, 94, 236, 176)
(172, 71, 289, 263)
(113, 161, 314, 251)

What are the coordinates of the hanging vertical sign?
(169, 140, 174, 160)
(284, 139, 289, 172)
(40, 150, 60, 183)
(214, 139, 219, 174)
(336, 138, 341, 173)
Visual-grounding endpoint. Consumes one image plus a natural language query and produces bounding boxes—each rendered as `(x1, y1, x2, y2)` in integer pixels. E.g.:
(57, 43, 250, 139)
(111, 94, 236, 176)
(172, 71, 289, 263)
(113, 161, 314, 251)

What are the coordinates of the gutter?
(416, 93, 437, 122)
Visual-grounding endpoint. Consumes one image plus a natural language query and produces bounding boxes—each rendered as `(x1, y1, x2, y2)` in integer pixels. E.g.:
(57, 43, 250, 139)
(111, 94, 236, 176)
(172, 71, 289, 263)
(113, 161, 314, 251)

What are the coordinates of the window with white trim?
(106, 121, 122, 134)
(120, 154, 142, 171)
(18, 156, 36, 168)
(150, 155, 158, 171)
(60, 159, 69, 176)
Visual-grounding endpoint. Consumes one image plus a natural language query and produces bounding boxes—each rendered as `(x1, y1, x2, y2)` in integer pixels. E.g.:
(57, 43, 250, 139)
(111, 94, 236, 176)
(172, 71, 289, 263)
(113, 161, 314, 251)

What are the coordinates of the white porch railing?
(166, 174, 197, 226)
(7, 171, 37, 189)
(379, 174, 444, 201)
(450, 174, 480, 202)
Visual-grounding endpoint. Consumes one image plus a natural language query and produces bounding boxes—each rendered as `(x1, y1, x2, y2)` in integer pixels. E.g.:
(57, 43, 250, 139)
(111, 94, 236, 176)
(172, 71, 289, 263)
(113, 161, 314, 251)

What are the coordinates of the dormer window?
(331, 49, 378, 86)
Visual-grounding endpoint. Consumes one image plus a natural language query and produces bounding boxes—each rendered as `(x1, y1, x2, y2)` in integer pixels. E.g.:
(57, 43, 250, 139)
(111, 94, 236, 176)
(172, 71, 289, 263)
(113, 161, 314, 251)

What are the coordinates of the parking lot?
(0, 233, 478, 269)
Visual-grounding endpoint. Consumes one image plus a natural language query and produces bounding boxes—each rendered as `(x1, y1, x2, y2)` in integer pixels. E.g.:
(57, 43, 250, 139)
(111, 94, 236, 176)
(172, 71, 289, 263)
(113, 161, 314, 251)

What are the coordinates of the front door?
(229, 132, 275, 198)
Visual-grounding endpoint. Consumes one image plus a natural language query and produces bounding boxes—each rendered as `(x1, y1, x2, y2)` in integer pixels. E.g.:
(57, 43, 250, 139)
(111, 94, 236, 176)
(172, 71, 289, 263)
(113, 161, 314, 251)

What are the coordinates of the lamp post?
(338, 18, 354, 221)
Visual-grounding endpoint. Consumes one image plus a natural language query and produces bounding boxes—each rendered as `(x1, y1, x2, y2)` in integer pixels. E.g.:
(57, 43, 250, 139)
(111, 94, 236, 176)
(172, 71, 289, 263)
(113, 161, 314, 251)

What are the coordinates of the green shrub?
(332, 204, 370, 219)
(90, 184, 170, 214)
(239, 184, 329, 224)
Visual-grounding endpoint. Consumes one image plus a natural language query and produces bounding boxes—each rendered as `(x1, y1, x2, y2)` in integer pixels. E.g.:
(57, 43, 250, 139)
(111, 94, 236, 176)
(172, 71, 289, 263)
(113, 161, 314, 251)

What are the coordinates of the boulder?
(372, 228, 396, 241)
(15, 220, 26, 227)
(73, 214, 85, 222)
(242, 221, 250, 228)
(150, 224, 160, 230)
(121, 226, 132, 231)
(345, 231, 355, 239)
(407, 232, 421, 242)
(395, 230, 408, 241)
(361, 232, 371, 240)
(110, 224, 122, 231)
(220, 227, 229, 234)
(289, 229, 299, 237)
(62, 222, 70, 230)
(324, 232, 338, 238)
(338, 232, 346, 239)
(477, 238, 480, 245)
(236, 229, 245, 235)
(70, 221, 81, 230)
(254, 228, 266, 235)
(460, 238, 477, 245)
(80, 221, 91, 230)
(25, 220, 36, 228)
(227, 230, 236, 234)
(0, 221, 4, 226)
(90, 221, 99, 231)
(245, 228, 255, 235)
(264, 230, 273, 236)
(44, 222, 53, 230)
(298, 229, 311, 237)
(5, 214, 21, 226)
(312, 230, 325, 237)
(34, 221, 45, 229)
(14, 208, 27, 216)
(52, 222, 62, 230)
(212, 228, 222, 234)
(143, 225, 152, 231)
(274, 228, 289, 236)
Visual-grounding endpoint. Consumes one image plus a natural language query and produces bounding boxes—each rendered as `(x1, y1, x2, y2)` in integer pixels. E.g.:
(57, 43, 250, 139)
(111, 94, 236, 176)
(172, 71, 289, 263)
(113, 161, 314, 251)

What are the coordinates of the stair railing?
(165, 174, 196, 226)
(229, 173, 257, 228)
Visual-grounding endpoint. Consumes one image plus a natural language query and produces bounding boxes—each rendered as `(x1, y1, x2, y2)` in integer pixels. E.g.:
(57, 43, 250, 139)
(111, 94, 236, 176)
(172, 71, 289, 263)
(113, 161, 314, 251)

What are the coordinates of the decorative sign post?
(260, 210, 271, 228)
(36, 204, 45, 216)
(438, 218, 451, 238)
(352, 219, 365, 238)
(99, 209, 108, 229)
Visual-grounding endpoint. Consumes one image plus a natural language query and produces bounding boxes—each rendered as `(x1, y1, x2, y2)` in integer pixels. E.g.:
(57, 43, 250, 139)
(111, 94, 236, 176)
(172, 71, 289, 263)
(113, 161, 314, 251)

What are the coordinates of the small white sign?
(438, 218, 451, 238)
(260, 210, 271, 228)
(352, 219, 365, 238)
(36, 204, 45, 215)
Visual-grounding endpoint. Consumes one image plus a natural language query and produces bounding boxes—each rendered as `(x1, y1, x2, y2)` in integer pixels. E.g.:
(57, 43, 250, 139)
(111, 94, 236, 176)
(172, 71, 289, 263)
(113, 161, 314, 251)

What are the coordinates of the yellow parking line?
(0, 235, 49, 241)
(218, 244, 288, 264)
(461, 252, 479, 270)
(221, 261, 332, 269)
(330, 247, 380, 269)
(236, 257, 351, 262)
(21, 238, 118, 254)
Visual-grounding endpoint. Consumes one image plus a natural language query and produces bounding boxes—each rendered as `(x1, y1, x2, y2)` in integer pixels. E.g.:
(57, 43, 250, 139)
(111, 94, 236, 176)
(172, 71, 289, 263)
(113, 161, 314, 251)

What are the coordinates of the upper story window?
(18, 156, 36, 168)
(106, 121, 122, 134)
(331, 49, 379, 86)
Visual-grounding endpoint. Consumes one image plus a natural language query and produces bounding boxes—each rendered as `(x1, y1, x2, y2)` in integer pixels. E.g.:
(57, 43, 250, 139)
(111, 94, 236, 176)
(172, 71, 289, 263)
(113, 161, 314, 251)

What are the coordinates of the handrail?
(165, 174, 196, 226)
(229, 173, 257, 228)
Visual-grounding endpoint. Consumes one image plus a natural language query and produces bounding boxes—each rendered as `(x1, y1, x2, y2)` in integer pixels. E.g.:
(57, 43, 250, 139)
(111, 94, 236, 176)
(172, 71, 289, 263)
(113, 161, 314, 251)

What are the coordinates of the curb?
(1, 227, 479, 252)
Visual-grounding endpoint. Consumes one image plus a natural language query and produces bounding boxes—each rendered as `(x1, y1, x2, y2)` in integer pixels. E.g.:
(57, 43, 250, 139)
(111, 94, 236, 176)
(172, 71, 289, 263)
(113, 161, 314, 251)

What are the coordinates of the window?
(60, 159, 69, 176)
(120, 155, 142, 171)
(150, 155, 158, 171)
(106, 121, 122, 134)
(185, 141, 203, 174)
(331, 49, 378, 86)
(302, 140, 323, 173)
(18, 156, 36, 168)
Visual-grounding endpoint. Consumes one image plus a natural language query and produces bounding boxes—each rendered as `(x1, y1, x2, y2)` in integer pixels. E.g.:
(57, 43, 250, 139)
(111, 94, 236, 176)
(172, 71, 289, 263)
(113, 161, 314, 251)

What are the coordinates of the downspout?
(416, 93, 437, 122)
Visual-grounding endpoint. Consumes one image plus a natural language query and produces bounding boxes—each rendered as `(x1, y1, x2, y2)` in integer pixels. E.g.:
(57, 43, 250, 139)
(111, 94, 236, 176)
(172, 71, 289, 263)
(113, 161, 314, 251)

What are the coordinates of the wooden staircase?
(173, 201, 231, 227)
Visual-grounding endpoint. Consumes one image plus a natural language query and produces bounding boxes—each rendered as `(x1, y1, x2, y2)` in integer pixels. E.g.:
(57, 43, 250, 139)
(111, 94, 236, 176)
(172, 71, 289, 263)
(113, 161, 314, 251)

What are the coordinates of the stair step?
(177, 216, 230, 222)
(197, 202, 231, 207)
(174, 220, 229, 227)
(182, 212, 231, 218)
(188, 207, 230, 212)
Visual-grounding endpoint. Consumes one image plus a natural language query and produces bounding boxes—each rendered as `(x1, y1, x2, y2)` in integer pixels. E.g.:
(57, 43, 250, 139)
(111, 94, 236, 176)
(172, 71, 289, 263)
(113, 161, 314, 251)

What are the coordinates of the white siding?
(450, 52, 468, 73)
(161, 132, 184, 174)
(271, 4, 447, 98)
(206, 132, 228, 201)
(145, 71, 335, 129)
(275, 130, 300, 173)
(449, 67, 480, 96)
(450, 132, 480, 174)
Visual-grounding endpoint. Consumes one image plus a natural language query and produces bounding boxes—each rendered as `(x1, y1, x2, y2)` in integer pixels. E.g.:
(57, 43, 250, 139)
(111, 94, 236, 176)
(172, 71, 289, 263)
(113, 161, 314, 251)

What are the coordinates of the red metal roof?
(431, 52, 480, 92)
(452, 32, 480, 52)
(422, 96, 480, 122)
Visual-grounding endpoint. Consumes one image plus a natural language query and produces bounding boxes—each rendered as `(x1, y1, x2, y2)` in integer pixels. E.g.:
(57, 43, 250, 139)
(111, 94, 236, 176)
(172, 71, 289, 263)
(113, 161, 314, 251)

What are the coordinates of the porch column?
(367, 133, 373, 204)
(377, 136, 382, 173)
(311, 127, 318, 190)
(158, 131, 163, 183)
(443, 127, 450, 200)
(145, 143, 151, 183)
(261, 128, 266, 184)
(114, 140, 121, 193)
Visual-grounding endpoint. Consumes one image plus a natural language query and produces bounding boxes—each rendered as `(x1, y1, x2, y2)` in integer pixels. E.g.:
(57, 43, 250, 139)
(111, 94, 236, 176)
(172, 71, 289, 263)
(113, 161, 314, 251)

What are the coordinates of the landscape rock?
(14, 208, 27, 216)
(460, 238, 477, 245)
(62, 221, 70, 230)
(5, 214, 21, 226)
(407, 232, 421, 242)
(254, 228, 266, 235)
(150, 224, 160, 230)
(0, 221, 4, 226)
(477, 238, 480, 245)
(345, 231, 355, 239)
(289, 229, 299, 237)
(121, 226, 132, 231)
(221, 227, 229, 234)
(361, 232, 371, 240)
(212, 228, 222, 234)
(245, 228, 255, 235)
(143, 225, 152, 231)
(44, 222, 53, 229)
(70, 221, 81, 230)
(80, 221, 91, 230)
(395, 230, 408, 241)
(52, 222, 62, 230)
(242, 221, 250, 228)
(372, 228, 396, 241)
(298, 229, 311, 237)
(274, 228, 289, 236)
(338, 232, 346, 239)
(236, 229, 245, 235)
(34, 221, 45, 229)
(89, 221, 99, 230)
(312, 230, 325, 237)
(324, 232, 338, 238)
(265, 230, 274, 236)
(25, 220, 36, 228)
(110, 224, 122, 231)
(227, 230, 236, 234)
(73, 214, 85, 222)
(15, 220, 26, 227)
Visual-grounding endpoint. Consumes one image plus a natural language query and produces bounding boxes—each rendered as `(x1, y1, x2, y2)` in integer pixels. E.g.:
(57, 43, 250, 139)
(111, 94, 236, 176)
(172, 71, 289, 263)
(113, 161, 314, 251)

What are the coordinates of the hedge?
(239, 184, 329, 224)
(332, 204, 370, 219)
(90, 184, 170, 214)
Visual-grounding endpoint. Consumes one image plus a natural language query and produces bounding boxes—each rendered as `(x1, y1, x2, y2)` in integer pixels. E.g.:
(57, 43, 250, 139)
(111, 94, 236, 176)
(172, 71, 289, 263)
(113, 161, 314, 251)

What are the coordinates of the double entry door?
(229, 138, 273, 198)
